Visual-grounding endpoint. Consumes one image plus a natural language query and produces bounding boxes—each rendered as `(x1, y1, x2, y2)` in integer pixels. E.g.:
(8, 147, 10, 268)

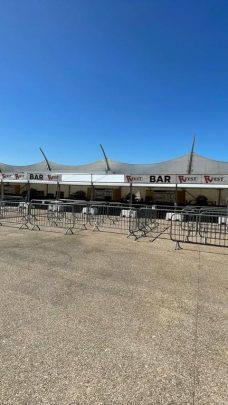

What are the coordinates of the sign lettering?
(126, 175, 143, 183)
(30, 174, 43, 180)
(178, 175, 198, 183)
(150, 175, 171, 183)
(29, 173, 61, 181)
(204, 176, 224, 183)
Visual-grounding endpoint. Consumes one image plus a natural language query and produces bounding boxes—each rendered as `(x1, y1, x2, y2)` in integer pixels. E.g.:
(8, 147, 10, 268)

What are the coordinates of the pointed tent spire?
(100, 144, 110, 173)
(187, 136, 196, 174)
(39, 147, 51, 171)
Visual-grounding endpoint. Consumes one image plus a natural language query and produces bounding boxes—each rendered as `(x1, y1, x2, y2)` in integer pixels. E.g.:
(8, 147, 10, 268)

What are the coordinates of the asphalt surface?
(0, 226, 227, 405)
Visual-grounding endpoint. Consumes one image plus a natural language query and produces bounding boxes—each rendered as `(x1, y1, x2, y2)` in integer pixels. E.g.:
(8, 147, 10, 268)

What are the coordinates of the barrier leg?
(175, 241, 182, 250)
(149, 225, 170, 243)
(19, 223, 29, 230)
(65, 227, 74, 235)
(127, 229, 138, 239)
(31, 225, 40, 231)
(93, 222, 100, 231)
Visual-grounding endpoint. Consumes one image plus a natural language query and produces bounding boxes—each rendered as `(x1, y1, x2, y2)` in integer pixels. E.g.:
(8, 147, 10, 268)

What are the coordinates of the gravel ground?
(0, 226, 227, 405)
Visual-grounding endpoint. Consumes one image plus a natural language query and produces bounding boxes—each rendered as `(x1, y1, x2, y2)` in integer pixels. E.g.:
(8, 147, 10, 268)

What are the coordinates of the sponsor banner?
(0, 172, 228, 185)
(0, 172, 61, 182)
(202, 175, 228, 184)
(0, 173, 27, 181)
(28, 173, 61, 182)
(125, 175, 146, 183)
(125, 174, 228, 185)
(177, 175, 201, 184)
(178, 174, 228, 184)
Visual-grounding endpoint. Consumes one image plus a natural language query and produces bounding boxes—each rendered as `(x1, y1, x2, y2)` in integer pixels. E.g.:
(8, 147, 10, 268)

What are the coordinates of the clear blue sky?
(0, 0, 228, 165)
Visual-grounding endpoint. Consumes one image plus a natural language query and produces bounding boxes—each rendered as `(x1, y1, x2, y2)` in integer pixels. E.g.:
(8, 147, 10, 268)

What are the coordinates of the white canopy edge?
(2, 180, 228, 189)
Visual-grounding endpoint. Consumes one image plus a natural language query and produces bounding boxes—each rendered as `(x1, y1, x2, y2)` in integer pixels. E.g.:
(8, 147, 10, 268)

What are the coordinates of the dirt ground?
(0, 226, 227, 404)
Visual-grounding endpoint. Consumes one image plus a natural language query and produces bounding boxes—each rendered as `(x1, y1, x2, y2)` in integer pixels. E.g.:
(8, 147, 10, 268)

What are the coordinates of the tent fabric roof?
(0, 153, 228, 174)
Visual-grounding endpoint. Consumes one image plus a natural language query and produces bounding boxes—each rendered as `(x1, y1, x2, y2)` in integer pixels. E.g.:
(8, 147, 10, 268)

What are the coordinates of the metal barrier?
(86, 204, 138, 235)
(170, 210, 228, 248)
(85, 205, 183, 240)
(198, 210, 228, 247)
(131, 206, 184, 241)
(131, 207, 156, 239)
(0, 199, 227, 250)
(0, 199, 142, 235)
(86, 205, 179, 238)
(0, 201, 29, 229)
(28, 200, 88, 234)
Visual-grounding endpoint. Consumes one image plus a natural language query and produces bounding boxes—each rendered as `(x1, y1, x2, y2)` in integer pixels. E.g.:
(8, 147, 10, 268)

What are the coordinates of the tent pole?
(1, 181, 4, 201)
(91, 174, 95, 201)
(218, 189, 221, 206)
(129, 182, 133, 207)
(27, 182, 30, 202)
(175, 183, 178, 211)
(56, 182, 60, 199)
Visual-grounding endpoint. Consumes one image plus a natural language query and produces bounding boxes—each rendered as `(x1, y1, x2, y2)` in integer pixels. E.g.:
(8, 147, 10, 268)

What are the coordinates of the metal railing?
(28, 200, 88, 234)
(0, 200, 227, 249)
(86, 204, 138, 235)
(170, 209, 228, 248)
(0, 201, 29, 229)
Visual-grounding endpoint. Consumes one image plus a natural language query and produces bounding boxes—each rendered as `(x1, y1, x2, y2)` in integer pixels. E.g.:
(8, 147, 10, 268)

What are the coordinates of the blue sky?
(0, 0, 228, 165)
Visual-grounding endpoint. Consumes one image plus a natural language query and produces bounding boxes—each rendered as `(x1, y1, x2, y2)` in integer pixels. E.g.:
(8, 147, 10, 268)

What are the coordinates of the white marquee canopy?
(1, 153, 228, 175)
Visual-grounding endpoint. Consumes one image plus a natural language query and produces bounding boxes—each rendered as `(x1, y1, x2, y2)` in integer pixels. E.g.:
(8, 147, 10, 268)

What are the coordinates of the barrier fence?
(0, 201, 29, 229)
(29, 201, 74, 234)
(87, 204, 138, 235)
(170, 209, 228, 248)
(0, 199, 227, 248)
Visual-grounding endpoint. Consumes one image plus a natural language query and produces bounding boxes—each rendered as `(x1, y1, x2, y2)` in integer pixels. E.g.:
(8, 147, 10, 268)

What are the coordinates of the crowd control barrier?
(0, 201, 29, 229)
(0, 199, 227, 249)
(170, 208, 228, 248)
